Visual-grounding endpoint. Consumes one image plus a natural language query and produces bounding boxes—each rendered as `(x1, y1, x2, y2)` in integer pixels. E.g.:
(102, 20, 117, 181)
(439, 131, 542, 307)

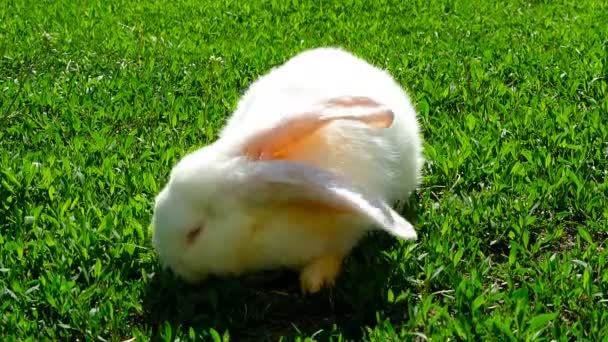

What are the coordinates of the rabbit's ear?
(242, 96, 394, 160)
(235, 160, 417, 240)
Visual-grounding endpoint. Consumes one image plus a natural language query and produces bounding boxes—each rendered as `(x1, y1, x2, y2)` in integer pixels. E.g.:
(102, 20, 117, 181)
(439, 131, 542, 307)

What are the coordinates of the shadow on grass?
(141, 201, 420, 341)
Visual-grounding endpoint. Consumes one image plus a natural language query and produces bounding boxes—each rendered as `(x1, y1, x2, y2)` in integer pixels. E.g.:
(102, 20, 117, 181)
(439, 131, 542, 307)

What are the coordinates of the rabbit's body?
(152, 47, 424, 293)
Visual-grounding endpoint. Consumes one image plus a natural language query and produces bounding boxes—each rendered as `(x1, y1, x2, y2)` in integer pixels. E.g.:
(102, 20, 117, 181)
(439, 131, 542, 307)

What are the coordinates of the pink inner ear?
(243, 112, 328, 160)
(326, 96, 381, 107)
(321, 109, 394, 128)
(242, 96, 394, 160)
(322, 95, 394, 128)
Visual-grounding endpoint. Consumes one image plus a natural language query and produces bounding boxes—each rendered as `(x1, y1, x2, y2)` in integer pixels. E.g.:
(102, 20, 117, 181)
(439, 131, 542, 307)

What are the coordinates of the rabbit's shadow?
(142, 200, 419, 341)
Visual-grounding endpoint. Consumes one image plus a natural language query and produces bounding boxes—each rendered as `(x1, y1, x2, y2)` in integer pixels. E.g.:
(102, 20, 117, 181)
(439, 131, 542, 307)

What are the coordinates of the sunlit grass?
(1, 0, 607, 340)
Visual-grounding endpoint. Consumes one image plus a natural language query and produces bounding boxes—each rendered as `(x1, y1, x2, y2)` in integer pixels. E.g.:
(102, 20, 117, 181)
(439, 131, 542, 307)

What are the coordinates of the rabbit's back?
(221, 47, 424, 201)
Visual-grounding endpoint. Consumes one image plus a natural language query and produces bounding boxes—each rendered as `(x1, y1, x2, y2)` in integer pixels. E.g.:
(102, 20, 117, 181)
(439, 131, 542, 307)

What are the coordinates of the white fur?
(151, 47, 425, 282)
(222, 47, 424, 201)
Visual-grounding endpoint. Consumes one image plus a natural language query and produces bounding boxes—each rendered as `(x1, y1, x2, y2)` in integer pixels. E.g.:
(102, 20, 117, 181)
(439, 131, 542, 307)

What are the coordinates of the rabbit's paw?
(299, 254, 343, 294)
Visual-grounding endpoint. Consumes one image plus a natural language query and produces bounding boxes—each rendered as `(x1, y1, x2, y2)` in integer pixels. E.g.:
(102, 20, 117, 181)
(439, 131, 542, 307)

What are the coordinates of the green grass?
(1, 0, 607, 340)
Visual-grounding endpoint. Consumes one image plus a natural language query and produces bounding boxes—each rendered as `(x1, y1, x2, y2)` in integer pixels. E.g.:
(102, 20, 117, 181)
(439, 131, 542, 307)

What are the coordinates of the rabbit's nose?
(186, 226, 202, 245)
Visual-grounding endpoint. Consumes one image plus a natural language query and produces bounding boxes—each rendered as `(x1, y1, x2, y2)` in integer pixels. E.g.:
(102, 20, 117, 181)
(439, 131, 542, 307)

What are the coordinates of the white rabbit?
(151, 47, 425, 293)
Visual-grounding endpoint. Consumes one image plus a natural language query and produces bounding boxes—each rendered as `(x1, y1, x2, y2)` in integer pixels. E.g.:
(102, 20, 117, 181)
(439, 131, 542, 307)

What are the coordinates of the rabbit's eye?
(186, 226, 203, 245)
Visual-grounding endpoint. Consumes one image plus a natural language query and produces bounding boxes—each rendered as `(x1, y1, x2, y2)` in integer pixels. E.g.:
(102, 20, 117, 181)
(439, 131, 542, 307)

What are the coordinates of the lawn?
(1, 0, 607, 340)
